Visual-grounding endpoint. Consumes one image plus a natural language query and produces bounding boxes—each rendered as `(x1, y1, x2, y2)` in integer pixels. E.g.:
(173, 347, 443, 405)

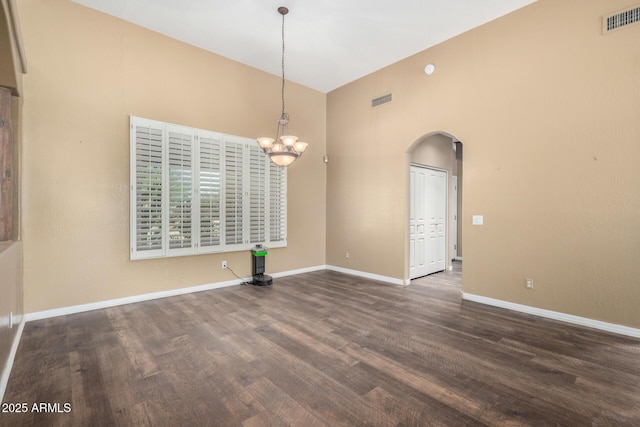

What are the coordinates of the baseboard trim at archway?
(463, 293, 640, 339)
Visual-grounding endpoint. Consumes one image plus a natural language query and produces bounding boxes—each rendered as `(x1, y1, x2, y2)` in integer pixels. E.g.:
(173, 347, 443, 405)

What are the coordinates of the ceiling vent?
(371, 93, 392, 107)
(603, 5, 640, 33)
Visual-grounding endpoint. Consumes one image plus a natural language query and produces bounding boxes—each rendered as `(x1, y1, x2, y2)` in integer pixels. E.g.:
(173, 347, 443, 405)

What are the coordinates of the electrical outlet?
(525, 279, 533, 289)
(345, 252, 350, 259)
(222, 260, 227, 269)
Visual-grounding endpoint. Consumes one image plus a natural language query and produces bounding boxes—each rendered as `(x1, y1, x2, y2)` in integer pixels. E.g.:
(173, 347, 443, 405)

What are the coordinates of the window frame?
(130, 116, 287, 260)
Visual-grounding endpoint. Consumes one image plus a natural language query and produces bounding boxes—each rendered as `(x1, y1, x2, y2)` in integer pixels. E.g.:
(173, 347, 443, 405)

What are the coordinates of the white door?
(410, 167, 428, 278)
(410, 165, 447, 279)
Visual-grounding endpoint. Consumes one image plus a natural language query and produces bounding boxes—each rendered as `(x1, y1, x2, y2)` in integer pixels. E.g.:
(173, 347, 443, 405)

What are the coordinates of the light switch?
(472, 215, 484, 225)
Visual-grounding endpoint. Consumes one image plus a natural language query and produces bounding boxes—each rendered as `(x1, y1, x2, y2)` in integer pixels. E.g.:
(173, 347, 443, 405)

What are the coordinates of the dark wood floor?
(2, 263, 640, 426)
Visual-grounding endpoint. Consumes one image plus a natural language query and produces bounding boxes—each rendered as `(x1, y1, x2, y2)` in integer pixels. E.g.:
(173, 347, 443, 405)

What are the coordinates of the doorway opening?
(407, 132, 463, 282)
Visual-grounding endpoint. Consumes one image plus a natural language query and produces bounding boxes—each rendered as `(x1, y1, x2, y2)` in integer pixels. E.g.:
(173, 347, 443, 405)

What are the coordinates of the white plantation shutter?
(224, 138, 245, 248)
(131, 118, 164, 259)
(198, 131, 222, 252)
(166, 125, 195, 255)
(249, 145, 267, 244)
(269, 161, 287, 246)
(130, 116, 287, 259)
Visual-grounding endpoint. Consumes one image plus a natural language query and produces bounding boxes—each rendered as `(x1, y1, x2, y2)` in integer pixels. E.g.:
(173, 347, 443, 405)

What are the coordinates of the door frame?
(409, 163, 448, 280)
(451, 175, 458, 261)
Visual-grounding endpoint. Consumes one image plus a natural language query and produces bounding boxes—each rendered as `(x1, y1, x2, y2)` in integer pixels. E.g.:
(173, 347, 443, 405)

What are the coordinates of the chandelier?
(257, 6, 308, 167)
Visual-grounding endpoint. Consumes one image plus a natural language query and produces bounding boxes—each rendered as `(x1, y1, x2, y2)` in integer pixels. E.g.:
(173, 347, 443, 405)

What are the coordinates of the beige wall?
(327, 0, 640, 328)
(15, 0, 640, 330)
(19, 0, 326, 313)
(411, 134, 454, 172)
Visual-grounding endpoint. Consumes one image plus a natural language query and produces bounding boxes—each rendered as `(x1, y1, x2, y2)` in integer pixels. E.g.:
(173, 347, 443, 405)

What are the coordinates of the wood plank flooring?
(2, 263, 640, 426)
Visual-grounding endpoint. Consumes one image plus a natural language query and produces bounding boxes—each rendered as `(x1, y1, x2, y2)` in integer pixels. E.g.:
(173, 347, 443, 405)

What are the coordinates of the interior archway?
(405, 132, 463, 283)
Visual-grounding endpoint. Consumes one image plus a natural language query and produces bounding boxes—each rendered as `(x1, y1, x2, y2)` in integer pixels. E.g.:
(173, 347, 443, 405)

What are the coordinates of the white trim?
(130, 116, 288, 260)
(0, 316, 25, 404)
(409, 163, 449, 173)
(271, 265, 326, 278)
(23, 266, 638, 339)
(7, 0, 27, 74)
(408, 164, 448, 280)
(454, 256, 463, 261)
(25, 265, 328, 322)
(326, 265, 405, 286)
(451, 175, 458, 261)
(26, 279, 246, 322)
(463, 293, 640, 339)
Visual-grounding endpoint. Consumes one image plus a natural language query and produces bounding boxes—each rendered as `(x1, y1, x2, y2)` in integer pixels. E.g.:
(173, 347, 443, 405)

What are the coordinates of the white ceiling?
(71, 0, 537, 93)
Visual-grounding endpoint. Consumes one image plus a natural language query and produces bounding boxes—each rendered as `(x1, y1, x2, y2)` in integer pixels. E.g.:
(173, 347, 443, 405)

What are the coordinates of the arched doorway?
(406, 132, 463, 281)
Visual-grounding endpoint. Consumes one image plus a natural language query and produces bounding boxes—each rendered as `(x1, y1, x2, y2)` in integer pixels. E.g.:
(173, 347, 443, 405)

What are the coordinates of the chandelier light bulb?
(294, 142, 308, 153)
(280, 135, 298, 146)
(257, 137, 275, 149)
(270, 153, 297, 167)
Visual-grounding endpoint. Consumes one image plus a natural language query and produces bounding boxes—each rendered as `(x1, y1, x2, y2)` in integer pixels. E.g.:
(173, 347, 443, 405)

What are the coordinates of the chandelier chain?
(256, 6, 308, 167)
(281, 10, 286, 117)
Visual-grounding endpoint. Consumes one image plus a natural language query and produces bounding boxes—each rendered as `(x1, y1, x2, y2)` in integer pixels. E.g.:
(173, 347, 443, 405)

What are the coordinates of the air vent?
(371, 93, 392, 107)
(603, 5, 640, 33)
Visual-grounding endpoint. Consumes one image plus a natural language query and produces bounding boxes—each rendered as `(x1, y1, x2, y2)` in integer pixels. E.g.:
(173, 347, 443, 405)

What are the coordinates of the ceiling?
(71, 0, 537, 93)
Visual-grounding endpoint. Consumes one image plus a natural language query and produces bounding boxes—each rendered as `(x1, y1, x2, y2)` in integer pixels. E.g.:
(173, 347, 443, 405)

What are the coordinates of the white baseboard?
(26, 279, 245, 322)
(326, 265, 405, 286)
(463, 293, 640, 339)
(0, 316, 25, 404)
(272, 265, 326, 278)
(24, 265, 637, 339)
(454, 256, 463, 261)
(25, 265, 328, 322)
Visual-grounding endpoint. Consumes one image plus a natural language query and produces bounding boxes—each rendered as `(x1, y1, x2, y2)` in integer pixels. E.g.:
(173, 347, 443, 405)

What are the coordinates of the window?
(130, 116, 286, 260)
